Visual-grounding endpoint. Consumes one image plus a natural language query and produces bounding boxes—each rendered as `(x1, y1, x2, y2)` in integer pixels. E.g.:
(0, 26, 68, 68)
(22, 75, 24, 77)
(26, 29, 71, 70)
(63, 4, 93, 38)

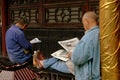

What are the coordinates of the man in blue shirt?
(5, 16, 32, 64)
(71, 11, 100, 80)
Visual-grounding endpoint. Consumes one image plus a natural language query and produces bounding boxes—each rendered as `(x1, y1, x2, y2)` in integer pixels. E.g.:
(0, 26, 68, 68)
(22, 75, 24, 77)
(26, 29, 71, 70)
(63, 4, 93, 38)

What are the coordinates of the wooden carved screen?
(8, 0, 42, 28)
(44, 1, 85, 28)
(8, 0, 99, 28)
(44, 0, 99, 28)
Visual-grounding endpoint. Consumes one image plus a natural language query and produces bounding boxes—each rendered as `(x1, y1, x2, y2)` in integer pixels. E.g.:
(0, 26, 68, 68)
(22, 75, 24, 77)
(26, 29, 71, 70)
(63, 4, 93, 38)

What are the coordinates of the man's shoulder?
(8, 26, 23, 34)
(81, 32, 98, 44)
(81, 33, 93, 42)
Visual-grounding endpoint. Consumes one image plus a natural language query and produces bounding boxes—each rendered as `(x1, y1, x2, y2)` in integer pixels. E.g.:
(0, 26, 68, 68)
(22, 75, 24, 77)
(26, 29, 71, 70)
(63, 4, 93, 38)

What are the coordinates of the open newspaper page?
(58, 37, 79, 52)
(30, 38, 41, 44)
(51, 49, 70, 61)
(51, 37, 79, 61)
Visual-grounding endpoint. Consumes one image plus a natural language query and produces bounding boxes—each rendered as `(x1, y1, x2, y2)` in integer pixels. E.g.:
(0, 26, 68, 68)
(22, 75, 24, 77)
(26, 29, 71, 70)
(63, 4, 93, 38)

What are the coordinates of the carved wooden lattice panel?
(43, 1, 86, 27)
(11, 8, 39, 24)
(45, 0, 81, 3)
(9, 0, 41, 4)
(45, 7, 83, 24)
(7, 0, 99, 28)
(8, 0, 42, 28)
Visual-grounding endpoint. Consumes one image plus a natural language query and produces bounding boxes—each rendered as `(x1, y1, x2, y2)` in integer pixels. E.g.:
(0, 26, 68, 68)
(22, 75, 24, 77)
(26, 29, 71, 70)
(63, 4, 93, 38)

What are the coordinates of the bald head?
(82, 11, 98, 31)
(83, 11, 98, 22)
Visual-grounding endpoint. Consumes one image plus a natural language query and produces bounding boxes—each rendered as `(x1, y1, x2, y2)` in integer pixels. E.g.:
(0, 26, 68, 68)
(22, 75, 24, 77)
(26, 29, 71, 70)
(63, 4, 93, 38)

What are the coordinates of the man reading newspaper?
(33, 37, 79, 75)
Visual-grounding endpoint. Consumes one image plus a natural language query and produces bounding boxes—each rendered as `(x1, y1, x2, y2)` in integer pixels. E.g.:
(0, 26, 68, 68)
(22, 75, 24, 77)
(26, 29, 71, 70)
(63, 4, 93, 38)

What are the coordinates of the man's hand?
(66, 52, 72, 58)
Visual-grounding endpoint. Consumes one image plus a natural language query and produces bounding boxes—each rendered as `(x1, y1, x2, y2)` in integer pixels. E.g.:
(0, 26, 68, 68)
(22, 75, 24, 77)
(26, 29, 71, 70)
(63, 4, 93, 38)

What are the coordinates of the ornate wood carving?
(7, 0, 99, 28)
(10, 8, 39, 24)
(9, 0, 41, 5)
(8, 0, 42, 28)
(44, 5, 83, 27)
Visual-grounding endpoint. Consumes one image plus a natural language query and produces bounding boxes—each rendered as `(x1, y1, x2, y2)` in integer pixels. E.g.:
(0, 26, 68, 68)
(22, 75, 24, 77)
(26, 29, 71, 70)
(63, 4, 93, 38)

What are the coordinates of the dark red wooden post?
(1, 0, 7, 57)
(85, 0, 89, 11)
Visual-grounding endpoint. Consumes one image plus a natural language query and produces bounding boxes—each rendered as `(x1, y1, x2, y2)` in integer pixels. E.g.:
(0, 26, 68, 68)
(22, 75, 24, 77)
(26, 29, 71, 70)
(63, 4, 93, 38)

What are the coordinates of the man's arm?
(71, 40, 93, 65)
(17, 32, 32, 50)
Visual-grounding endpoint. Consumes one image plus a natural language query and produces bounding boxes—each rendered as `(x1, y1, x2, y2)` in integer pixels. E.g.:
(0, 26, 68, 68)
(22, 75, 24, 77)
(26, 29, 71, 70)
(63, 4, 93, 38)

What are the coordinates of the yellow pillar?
(100, 0, 120, 80)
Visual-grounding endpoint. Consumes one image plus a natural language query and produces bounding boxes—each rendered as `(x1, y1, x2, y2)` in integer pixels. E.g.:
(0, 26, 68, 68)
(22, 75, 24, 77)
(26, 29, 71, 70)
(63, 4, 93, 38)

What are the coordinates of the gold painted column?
(100, 0, 120, 80)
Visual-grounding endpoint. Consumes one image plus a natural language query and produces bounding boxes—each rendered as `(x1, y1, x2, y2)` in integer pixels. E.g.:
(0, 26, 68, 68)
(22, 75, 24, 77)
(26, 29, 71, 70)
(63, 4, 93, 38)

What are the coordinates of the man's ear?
(85, 18, 89, 25)
(23, 24, 27, 29)
(84, 18, 89, 30)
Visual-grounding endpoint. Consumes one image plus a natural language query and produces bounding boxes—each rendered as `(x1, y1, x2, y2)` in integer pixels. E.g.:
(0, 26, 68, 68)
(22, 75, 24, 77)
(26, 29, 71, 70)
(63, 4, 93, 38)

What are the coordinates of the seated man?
(33, 50, 74, 75)
(5, 16, 33, 64)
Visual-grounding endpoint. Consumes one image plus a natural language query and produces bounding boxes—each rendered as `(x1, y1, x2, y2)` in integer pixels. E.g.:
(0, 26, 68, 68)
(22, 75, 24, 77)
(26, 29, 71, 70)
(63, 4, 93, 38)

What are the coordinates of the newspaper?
(51, 49, 69, 61)
(58, 37, 79, 52)
(30, 38, 41, 44)
(51, 37, 79, 61)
